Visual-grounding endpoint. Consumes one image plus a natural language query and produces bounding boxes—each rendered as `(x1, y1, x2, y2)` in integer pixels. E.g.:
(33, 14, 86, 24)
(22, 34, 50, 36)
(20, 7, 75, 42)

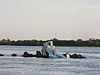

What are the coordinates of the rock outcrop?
(22, 52, 36, 57)
(0, 53, 4, 56)
(12, 54, 17, 57)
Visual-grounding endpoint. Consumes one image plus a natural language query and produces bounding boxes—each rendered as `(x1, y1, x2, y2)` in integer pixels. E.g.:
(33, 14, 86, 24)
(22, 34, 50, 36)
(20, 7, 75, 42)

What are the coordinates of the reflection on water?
(0, 46, 100, 75)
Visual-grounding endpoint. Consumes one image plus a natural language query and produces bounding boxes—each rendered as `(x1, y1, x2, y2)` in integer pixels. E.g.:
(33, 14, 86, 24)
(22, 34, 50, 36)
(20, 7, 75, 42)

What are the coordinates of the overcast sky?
(0, 0, 100, 40)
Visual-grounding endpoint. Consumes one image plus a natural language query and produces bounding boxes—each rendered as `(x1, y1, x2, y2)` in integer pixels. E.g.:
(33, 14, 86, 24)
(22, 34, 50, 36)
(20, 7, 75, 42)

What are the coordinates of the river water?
(0, 46, 100, 75)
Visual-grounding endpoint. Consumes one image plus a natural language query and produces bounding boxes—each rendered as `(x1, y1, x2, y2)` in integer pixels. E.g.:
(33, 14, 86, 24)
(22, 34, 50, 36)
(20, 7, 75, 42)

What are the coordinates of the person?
(41, 46, 46, 56)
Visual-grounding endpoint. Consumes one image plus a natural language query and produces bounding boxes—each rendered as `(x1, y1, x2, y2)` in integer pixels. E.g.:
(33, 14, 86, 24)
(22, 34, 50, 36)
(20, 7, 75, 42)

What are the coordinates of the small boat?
(37, 41, 66, 58)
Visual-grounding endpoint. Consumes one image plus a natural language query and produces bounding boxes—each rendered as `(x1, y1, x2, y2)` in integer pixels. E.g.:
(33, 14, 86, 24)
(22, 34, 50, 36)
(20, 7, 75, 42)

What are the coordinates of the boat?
(37, 41, 66, 58)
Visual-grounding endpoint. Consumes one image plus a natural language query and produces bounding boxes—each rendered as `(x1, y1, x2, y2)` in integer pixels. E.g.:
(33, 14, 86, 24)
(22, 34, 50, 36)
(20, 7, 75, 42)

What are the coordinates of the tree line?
(0, 38, 100, 47)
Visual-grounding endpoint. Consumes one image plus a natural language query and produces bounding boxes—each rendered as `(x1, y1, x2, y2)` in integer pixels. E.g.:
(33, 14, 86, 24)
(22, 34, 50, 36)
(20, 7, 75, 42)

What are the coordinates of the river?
(0, 46, 100, 75)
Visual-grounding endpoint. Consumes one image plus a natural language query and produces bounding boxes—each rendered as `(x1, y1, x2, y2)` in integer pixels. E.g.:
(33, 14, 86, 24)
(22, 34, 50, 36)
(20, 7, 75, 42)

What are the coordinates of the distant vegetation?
(0, 38, 100, 47)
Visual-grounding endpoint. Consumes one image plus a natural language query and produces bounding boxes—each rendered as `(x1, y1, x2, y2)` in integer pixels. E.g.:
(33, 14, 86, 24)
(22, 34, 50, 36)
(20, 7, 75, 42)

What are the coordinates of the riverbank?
(0, 38, 100, 47)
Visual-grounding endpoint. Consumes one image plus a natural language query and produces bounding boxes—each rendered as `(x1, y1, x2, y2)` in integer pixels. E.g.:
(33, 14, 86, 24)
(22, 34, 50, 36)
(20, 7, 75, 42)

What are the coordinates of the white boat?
(41, 41, 65, 58)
